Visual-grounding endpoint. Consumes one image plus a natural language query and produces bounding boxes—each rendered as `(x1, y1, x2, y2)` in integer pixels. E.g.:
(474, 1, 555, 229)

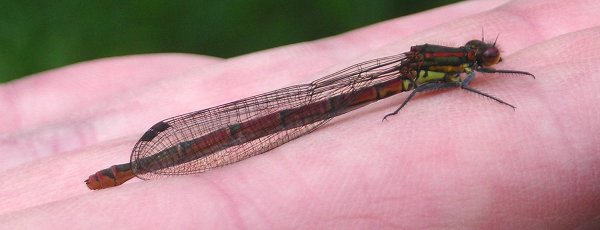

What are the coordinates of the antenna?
(493, 33, 500, 46)
(481, 28, 485, 42)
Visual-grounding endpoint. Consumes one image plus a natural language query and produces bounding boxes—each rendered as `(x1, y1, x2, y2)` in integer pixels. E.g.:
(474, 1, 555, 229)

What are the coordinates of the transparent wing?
(131, 54, 406, 179)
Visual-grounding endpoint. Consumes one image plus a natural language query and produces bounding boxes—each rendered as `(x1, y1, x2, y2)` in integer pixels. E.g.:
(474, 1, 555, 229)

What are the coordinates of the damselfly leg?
(382, 67, 535, 120)
(382, 80, 460, 121)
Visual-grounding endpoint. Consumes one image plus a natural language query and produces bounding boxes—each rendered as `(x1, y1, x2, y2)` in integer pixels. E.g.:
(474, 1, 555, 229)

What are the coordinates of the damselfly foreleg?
(460, 68, 536, 109)
(460, 71, 516, 109)
(476, 68, 536, 78)
(382, 80, 460, 121)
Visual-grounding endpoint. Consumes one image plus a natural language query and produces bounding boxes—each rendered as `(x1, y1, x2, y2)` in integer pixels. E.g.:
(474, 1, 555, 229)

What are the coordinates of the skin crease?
(1, 0, 600, 228)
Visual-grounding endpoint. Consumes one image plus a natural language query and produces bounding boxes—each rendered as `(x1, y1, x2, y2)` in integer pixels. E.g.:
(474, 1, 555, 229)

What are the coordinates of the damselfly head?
(481, 45, 501, 66)
(465, 39, 502, 67)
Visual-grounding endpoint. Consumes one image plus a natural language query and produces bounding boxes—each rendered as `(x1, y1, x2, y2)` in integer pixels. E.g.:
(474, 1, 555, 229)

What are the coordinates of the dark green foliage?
(0, 0, 460, 83)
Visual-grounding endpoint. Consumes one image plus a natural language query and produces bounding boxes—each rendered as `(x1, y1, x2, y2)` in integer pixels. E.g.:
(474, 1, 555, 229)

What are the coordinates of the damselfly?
(85, 38, 534, 190)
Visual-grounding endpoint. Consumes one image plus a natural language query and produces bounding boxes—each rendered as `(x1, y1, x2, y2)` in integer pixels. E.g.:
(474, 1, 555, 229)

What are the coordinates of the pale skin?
(1, 0, 600, 228)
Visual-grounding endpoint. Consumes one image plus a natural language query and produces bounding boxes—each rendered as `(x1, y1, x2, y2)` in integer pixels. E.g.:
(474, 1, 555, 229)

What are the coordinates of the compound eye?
(482, 47, 501, 66)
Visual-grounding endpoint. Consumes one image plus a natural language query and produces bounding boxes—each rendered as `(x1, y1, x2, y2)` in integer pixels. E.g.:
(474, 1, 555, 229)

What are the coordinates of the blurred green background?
(0, 0, 460, 83)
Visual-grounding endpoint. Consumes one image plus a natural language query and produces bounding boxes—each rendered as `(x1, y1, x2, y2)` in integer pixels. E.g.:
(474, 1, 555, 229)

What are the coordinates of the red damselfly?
(85, 38, 534, 190)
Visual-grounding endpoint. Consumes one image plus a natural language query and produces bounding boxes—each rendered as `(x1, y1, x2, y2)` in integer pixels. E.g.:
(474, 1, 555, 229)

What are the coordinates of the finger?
(0, 0, 506, 170)
(6, 0, 598, 227)
(1, 54, 221, 133)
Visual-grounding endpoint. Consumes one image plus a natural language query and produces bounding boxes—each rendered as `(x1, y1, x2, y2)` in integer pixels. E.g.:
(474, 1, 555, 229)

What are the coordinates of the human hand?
(1, 0, 599, 228)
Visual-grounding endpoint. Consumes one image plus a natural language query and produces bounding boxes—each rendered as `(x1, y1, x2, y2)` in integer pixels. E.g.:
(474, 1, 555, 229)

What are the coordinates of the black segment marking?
(150, 121, 171, 132)
(140, 121, 171, 142)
